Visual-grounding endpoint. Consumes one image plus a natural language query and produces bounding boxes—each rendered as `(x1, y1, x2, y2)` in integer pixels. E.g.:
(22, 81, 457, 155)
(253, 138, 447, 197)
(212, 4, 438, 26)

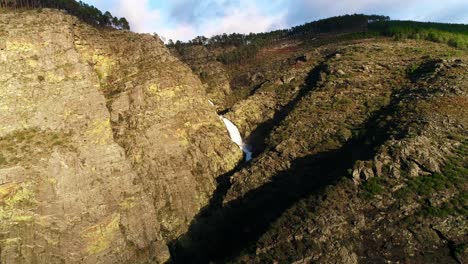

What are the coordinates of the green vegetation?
(169, 14, 390, 65)
(361, 176, 385, 199)
(455, 244, 467, 257)
(217, 44, 259, 64)
(406, 59, 442, 82)
(422, 192, 466, 217)
(0, 0, 130, 30)
(405, 144, 465, 196)
(288, 14, 389, 38)
(370, 20, 468, 49)
(170, 14, 467, 66)
(169, 29, 287, 49)
(395, 139, 467, 216)
(170, 14, 389, 49)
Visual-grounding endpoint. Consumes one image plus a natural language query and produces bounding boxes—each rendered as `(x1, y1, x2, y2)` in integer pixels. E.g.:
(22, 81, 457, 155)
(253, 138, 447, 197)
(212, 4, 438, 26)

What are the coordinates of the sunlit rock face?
(0, 9, 241, 264)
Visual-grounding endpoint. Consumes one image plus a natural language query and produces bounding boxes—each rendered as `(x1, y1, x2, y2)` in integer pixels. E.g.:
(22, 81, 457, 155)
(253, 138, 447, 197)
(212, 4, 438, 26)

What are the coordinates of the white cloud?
(85, 0, 467, 42)
(199, 3, 286, 37)
(287, 0, 468, 25)
(108, 0, 286, 41)
(111, 0, 190, 41)
(113, 0, 161, 33)
(157, 24, 197, 42)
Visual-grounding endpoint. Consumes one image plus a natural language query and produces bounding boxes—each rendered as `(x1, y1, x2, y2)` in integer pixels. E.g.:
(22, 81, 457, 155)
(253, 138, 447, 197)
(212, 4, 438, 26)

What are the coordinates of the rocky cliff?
(171, 45, 233, 108)
(0, 9, 241, 263)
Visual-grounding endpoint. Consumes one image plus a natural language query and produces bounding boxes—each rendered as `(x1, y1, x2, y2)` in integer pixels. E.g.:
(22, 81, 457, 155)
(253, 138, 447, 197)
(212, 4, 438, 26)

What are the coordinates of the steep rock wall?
(171, 45, 232, 107)
(72, 10, 242, 240)
(0, 9, 241, 263)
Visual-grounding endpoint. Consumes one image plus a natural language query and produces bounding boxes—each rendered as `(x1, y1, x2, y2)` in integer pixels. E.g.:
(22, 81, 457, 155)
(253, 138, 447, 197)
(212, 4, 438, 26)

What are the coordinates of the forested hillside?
(0, 0, 129, 29)
(169, 14, 468, 66)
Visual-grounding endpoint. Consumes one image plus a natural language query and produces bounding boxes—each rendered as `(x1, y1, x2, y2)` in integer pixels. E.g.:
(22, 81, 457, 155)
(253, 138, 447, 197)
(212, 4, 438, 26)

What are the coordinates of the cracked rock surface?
(0, 9, 241, 263)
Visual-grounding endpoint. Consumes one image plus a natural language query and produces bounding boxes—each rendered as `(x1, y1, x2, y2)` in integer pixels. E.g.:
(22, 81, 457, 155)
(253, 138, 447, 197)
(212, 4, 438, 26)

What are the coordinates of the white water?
(221, 117, 253, 162)
(208, 99, 253, 162)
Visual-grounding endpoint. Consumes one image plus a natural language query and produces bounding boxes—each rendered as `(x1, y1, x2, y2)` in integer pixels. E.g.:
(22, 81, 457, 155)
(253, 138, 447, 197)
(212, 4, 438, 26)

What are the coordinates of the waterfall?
(221, 117, 253, 162)
(208, 99, 252, 161)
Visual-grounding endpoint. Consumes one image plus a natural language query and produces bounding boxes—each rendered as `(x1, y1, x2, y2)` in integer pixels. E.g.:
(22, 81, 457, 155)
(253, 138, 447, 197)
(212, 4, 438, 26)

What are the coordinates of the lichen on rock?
(0, 8, 240, 264)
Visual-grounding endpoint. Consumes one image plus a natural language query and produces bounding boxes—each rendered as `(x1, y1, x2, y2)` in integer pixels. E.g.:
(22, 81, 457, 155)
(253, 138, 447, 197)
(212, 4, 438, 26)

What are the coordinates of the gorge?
(0, 6, 467, 264)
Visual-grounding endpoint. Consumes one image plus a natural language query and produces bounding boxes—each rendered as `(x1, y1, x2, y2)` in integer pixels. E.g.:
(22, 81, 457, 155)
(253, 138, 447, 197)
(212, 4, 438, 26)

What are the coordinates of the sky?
(83, 0, 468, 42)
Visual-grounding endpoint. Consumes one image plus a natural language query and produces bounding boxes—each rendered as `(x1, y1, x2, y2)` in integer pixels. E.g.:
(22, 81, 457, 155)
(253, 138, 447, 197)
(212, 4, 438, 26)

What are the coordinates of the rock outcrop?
(226, 43, 468, 263)
(0, 9, 241, 263)
(171, 45, 232, 107)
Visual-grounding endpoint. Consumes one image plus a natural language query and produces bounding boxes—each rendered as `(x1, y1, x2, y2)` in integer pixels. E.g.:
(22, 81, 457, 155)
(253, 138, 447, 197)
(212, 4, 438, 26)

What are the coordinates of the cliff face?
(171, 45, 233, 107)
(0, 9, 241, 263)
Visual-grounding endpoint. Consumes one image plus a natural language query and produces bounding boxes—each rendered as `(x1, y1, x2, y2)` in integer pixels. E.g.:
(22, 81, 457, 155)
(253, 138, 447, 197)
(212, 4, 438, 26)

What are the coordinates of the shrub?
(362, 177, 384, 199)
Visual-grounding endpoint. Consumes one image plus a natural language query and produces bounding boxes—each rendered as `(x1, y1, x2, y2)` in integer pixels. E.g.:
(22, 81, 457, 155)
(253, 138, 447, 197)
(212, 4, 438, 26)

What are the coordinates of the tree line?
(168, 29, 288, 48)
(169, 14, 468, 65)
(168, 14, 390, 49)
(0, 0, 130, 30)
(370, 20, 468, 49)
(287, 14, 390, 38)
(168, 14, 391, 65)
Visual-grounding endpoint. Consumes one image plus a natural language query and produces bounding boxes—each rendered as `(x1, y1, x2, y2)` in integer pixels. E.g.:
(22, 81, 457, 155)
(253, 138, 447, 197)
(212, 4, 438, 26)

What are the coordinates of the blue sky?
(83, 0, 468, 41)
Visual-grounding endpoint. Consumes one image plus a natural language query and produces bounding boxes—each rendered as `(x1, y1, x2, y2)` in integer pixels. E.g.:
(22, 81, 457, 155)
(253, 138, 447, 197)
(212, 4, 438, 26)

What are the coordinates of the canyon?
(0, 8, 467, 264)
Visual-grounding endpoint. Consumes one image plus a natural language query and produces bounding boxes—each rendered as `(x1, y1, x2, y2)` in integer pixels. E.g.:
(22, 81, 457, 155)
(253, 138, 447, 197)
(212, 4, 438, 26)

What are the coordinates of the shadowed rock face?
(0, 9, 241, 263)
